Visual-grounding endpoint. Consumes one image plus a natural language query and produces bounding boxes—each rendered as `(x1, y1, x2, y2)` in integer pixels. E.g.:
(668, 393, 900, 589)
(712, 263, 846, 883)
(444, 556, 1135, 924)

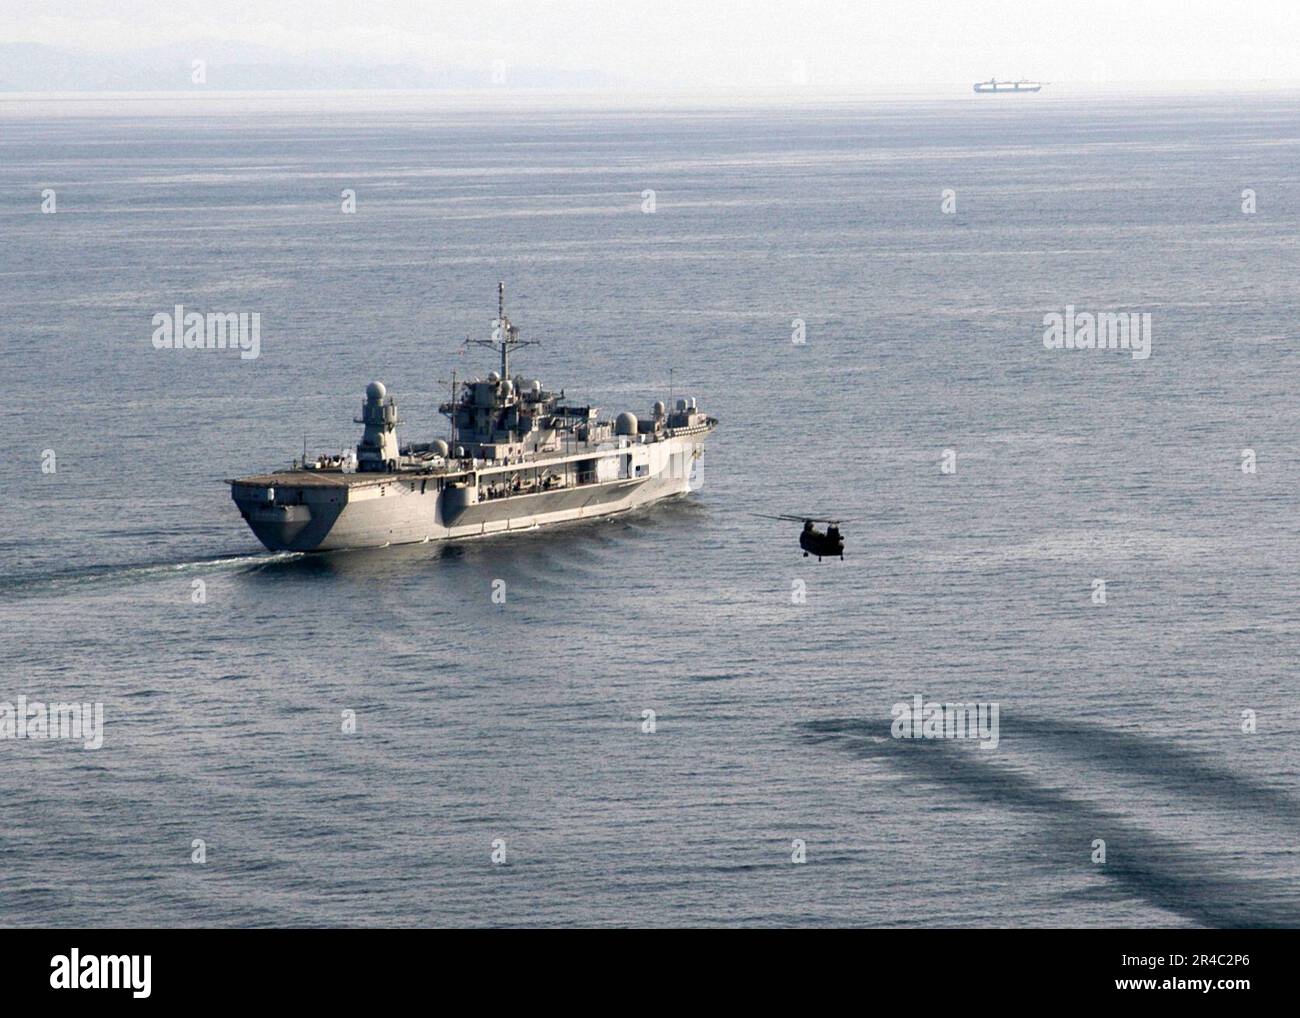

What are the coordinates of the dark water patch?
(1009, 715, 1300, 827)
(801, 718, 1300, 928)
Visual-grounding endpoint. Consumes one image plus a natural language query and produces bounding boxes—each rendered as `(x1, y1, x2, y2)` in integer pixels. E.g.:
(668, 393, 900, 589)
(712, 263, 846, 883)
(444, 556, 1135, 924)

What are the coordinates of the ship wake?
(0, 551, 304, 599)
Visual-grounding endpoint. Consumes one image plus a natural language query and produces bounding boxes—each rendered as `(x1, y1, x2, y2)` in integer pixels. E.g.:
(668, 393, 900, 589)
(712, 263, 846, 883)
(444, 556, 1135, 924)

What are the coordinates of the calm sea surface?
(1, 88, 1298, 927)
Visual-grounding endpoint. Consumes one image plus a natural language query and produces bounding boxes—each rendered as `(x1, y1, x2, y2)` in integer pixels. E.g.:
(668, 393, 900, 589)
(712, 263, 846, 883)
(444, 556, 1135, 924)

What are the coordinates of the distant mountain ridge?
(0, 42, 623, 91)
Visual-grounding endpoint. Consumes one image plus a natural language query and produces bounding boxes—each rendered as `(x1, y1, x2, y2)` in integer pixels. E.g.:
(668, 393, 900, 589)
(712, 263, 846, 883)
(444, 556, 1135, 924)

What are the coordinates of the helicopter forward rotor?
(751, 513, 857, 525)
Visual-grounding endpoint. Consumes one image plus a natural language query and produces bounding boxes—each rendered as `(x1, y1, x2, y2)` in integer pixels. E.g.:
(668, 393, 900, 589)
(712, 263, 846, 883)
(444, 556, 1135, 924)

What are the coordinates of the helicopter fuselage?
(800, 523, 844, 560)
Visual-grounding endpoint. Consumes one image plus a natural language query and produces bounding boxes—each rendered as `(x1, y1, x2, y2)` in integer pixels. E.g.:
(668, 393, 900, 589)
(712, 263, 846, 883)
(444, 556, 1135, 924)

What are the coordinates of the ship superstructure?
(973, 78, 1043, 93)
(229, 284, 715, 552)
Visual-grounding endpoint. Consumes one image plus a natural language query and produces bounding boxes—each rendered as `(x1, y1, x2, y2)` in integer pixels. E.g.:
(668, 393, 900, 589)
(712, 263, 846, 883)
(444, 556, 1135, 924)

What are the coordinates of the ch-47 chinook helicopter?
(753, 514, 853, 561)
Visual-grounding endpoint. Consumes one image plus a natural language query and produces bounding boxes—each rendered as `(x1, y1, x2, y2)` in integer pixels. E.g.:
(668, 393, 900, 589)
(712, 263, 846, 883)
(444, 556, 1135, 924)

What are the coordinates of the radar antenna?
(467, 281, 538, 381)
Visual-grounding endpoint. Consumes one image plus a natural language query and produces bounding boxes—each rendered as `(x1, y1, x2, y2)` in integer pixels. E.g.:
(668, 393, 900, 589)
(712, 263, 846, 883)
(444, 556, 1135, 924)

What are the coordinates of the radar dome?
(615, 411, 638, 436)
(653, 401, 666, 417)
(431, 440, 449, 457)
(487, 371, 501, 384)
(366, 381, 387, 401)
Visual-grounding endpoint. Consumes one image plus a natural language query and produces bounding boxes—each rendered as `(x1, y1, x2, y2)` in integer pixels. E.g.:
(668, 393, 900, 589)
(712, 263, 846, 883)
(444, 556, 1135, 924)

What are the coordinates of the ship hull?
(233, 433, 707, 552)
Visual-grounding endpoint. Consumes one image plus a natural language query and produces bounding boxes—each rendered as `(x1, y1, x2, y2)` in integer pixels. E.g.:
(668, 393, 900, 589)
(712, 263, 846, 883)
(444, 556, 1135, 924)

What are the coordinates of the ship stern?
(229, 477, 348, 552)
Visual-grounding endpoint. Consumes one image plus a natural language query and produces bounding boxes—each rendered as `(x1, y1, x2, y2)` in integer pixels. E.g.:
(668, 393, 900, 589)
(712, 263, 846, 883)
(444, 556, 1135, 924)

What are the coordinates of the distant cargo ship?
(973, 78, 1042, 93)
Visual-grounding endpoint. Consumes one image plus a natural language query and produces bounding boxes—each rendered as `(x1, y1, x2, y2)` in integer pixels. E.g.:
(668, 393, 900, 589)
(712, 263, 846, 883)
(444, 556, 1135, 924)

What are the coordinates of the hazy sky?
(6, 0, 1300, 87)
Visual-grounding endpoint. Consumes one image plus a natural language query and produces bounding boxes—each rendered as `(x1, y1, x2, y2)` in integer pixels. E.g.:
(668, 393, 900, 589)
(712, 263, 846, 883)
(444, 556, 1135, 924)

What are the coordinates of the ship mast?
(498, 281, 511, 379)
(470, 280, 536, 384)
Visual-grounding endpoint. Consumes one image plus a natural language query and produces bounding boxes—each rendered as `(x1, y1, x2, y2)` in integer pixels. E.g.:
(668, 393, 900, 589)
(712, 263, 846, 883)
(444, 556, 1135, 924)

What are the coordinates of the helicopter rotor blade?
(751, 512, 861, 523)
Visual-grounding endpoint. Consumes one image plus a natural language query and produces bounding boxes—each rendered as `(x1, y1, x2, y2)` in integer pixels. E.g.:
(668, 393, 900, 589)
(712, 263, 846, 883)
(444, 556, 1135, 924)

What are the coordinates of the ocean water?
(1, 87, 1299, 927)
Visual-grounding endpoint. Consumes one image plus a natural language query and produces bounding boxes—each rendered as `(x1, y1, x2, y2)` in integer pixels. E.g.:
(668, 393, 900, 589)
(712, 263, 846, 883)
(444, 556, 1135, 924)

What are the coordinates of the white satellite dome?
(366, 381, 386, 401)
(615, 411, 638, 436)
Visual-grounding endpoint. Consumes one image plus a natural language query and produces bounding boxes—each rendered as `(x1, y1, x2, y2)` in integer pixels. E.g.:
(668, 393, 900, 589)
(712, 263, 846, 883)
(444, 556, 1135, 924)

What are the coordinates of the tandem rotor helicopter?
(752, 514, 856, 561)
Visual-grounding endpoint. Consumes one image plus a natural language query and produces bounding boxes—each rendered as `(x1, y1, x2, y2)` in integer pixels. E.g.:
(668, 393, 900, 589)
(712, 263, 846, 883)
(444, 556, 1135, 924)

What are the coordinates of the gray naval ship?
(973, 78, 1043, 93)
(229, 284, 716, 552)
